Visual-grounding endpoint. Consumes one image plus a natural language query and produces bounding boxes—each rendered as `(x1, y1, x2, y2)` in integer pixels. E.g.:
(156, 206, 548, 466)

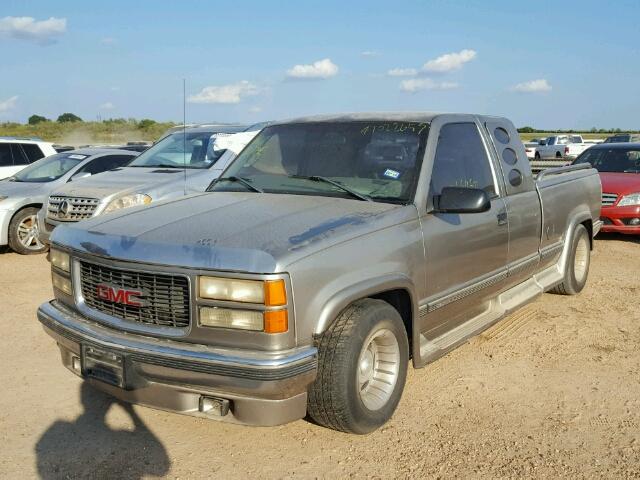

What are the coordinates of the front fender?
(313, 273, 417, 335)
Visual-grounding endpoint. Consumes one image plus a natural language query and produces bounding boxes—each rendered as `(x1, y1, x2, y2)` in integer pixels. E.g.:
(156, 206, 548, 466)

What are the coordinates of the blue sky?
(1, 0, 638, 129)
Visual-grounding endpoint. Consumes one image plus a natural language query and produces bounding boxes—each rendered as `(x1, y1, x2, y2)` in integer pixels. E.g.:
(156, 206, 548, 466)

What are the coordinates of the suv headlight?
(617, 193, 640, 207)
(103, 193, 152, 214)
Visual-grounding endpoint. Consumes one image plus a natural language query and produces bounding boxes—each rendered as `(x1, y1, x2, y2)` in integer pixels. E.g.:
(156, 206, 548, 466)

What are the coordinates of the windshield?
(574, 148, 640, 173)
(12, 153, 87, 182)
(128, 131, 227, 169)
(208, 121, 429, 204)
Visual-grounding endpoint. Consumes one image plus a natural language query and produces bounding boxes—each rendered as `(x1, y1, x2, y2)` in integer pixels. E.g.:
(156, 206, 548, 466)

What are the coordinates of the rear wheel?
(307, 298, 409, 434)
(8, 207, 48, 255)
(556, 151, 563, 158)
(534, 152, 541, 159)
(551, 224, 590, 295)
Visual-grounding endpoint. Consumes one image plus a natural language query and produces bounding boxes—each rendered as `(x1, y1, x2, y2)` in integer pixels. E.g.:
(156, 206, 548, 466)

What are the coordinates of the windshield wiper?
(288, 175, 372, 202)
(623, 169, 640, 173)
(216, 176, 263, 193)
(130, 163, 181, 169)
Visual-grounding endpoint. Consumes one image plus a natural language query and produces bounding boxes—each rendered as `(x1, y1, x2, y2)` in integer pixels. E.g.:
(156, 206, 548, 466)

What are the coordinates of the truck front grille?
(47, 196, 100, 222)
(79, 261, 191, 328)
(601, 193, 618, 207)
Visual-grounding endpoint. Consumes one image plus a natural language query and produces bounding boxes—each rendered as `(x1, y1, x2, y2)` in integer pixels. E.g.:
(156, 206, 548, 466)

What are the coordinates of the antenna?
(183, 78, 187, 196)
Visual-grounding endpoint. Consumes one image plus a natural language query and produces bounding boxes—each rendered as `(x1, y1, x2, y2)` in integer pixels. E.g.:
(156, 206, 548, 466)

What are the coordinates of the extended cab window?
(430, 123, 496, 198)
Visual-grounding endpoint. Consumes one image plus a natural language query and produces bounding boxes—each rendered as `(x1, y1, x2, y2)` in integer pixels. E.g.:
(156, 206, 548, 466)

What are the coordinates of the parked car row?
(28, 112, 605, 434)
(0, 125, 260, 255)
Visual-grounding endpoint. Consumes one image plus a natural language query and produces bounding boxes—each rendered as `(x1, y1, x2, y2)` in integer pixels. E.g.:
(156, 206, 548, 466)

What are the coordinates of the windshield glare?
(13, 153, 86, 182)
(575, 148, 640, 173)
(128, 131, 227, 169)
(209, 121, 429, 204)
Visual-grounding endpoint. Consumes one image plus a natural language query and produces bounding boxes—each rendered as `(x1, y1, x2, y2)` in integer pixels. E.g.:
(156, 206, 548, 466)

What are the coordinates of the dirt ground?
(1, 233, 639, 479)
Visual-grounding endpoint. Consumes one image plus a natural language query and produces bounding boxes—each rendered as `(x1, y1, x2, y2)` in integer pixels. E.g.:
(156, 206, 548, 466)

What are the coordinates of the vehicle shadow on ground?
(35, 382, 171, 479)
(596, 232, 640, 245)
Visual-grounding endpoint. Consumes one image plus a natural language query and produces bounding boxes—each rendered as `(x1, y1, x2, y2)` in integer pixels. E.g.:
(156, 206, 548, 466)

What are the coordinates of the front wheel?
(8, 207, 48, 255)
(550, 224, 590, 295)
(307, 298, 409, 434)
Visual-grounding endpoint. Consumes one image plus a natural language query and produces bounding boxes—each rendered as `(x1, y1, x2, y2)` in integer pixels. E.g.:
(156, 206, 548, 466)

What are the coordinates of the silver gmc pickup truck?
(37, 113, 602, 434)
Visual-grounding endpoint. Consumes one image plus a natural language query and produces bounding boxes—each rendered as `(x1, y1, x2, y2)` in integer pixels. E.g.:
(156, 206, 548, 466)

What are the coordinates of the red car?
(574, 143, 640, 234)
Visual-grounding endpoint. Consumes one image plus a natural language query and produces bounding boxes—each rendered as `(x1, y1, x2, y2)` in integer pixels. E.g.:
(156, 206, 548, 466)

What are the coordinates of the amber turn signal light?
(264, 310, 288, 334)
(264, 279, 287, 306)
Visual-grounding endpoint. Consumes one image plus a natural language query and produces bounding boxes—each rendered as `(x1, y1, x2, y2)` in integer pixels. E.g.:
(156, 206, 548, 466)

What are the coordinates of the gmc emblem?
(96, 284, 147, 307)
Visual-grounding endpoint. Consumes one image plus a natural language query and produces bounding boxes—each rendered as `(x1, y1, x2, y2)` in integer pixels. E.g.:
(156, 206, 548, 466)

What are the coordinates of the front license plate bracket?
(82, 345, 125, 388)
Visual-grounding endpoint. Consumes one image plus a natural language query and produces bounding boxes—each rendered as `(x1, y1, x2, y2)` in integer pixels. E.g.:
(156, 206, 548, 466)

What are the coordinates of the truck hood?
(51, 192, 416, 273)
(599, 172, 640, 196)
(51, 167, 207, 200)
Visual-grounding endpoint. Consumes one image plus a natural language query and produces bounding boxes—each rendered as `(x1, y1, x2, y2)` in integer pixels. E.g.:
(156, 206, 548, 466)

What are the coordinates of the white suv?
(0, 137, 57, 179)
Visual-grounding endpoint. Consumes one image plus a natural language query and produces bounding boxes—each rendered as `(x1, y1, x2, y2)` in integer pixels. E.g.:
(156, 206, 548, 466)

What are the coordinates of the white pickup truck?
(534, 135, 592, 160)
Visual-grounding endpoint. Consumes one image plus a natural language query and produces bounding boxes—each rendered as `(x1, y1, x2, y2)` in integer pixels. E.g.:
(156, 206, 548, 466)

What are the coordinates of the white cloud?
(100, 102, 115, 110)
(510, 78, 552, 93)
(361, 51, 379, 57)
(0, 96, 18, 113)
(387, 68, 418, 77)
(400, 78, 458, 93)
(286, 58, 338, 79)
(423, 49, 476, 73)
(0, 16, 66, 45)
(248, 106, 263, 113)
(187, 81, 260, 104)
(100, 37, 116, 45)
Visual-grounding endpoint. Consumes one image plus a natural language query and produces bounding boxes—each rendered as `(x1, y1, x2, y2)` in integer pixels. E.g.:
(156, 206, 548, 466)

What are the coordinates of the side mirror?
(69, 171, 91, 182)
(433, 186, 491, 214)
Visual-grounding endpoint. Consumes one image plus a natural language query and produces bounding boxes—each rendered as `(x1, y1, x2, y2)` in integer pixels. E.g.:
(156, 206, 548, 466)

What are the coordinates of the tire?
(550, 224, 590, 295)
(8, 207, 48, 255)
(534, 152, 541, 159)
(556, 151, 563, 158)
(307, 298, 409, 434)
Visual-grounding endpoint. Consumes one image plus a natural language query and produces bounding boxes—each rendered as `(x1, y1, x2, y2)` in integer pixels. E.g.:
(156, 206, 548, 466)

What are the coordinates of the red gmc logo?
(96, 284, 146, 307)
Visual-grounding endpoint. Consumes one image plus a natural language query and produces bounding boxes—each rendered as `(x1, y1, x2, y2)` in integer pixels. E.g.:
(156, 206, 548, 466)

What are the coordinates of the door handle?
(497, 212, 508, 226)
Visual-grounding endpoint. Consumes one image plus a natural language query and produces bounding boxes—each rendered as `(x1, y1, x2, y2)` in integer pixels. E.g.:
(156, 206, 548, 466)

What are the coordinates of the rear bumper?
(37, 300, 317, 426)
(599, 205, 640, 235)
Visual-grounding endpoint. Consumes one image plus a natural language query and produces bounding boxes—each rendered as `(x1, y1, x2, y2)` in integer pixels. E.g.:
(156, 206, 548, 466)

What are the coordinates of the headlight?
(52, 271, 72, 295)
(50, 248, 70, 272)
(199, 307, 288, 333)
(198, 277, 288, 333)
(103, 193, 152, 214)
(617, 193, 640, 207)
(199, 277, 286, 306)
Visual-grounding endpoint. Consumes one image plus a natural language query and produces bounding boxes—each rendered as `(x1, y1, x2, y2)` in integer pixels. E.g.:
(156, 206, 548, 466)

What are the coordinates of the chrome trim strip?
(38, 301, 317, 378)
(507, 253, 540, 276)
(423, 268, 508, 314)
(540, 242, 563, 261)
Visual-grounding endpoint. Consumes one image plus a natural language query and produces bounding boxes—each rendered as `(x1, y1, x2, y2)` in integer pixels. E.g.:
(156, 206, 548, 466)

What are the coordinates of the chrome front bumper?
(37, 300, 317, 426)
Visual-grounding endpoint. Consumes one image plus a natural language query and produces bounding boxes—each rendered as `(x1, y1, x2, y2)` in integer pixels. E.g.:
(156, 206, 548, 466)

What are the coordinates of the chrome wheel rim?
(357, 328, 400, 411)
(574, 235, 589, 284)
(17, 214, 44, 250)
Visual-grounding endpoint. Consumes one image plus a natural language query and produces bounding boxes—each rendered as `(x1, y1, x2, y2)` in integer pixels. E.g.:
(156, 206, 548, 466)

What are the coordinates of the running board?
(418, 263, 563, 365)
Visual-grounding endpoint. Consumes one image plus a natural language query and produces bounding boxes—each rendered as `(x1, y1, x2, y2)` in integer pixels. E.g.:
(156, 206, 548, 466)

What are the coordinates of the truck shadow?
(35, 382, 171, 479)
(595, 232, 640, 245)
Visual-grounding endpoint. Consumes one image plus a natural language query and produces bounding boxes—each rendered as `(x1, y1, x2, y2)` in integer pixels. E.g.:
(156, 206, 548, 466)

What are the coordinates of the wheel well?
(581, 219, 593, 249)
(370, 289, 413, 350)
(10, 203, 43, 223)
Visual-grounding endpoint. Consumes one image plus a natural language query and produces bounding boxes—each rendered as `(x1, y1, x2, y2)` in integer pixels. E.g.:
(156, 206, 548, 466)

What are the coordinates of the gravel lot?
(1, 233, 639, 479)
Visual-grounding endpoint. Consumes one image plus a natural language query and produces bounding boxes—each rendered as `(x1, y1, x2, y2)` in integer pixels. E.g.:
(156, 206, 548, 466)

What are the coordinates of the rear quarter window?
(20, 143, 45, 162)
